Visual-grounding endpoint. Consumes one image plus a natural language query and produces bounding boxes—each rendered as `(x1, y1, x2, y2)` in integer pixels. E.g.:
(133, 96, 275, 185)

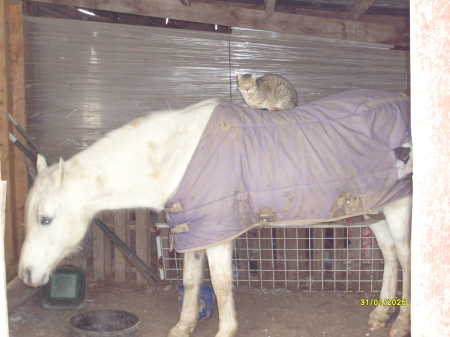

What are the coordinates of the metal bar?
(9, 133, 37, 163)
(8, 113, 51, 165)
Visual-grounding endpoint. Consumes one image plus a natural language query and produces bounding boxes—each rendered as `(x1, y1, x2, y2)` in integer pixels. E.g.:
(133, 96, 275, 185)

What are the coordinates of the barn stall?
(1, 0, 418, 336)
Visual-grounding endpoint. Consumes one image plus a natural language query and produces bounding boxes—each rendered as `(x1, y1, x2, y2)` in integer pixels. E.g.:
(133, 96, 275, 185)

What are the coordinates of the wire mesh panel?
(156, 221, 400, 292)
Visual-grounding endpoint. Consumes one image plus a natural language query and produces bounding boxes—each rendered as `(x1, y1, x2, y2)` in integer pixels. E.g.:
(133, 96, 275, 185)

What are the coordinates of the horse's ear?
(58, 157, 66, 183)
(36, 154, 48, 173)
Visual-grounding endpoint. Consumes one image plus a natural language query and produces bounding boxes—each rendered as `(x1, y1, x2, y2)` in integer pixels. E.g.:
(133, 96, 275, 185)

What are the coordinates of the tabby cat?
(237, 73, 298, 111)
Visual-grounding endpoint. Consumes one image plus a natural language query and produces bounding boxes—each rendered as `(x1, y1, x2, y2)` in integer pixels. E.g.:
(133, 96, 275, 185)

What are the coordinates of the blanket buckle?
(169, 223, 190, 252)
(257, 207, 278, 228)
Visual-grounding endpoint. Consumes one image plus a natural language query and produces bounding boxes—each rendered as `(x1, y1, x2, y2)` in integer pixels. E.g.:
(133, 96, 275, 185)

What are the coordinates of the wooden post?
(348, 0, 375, 20)
(311, 228, 324, 289)
(135, 209, 149, 285)
(92, 213, 105, 281)
(1, 160, 9, 337)
(103, 211, 113, 279)
(113, 210, 127, 283)
(259, 228, 274, 289)
(0, 0, 27, 278)
(265, 0, 276, 19)
(347, 227, 361, 290)
(334, 228, 347, 288)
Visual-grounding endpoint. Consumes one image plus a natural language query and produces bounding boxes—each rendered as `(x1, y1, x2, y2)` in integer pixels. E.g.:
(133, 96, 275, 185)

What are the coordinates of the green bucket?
(40, 266, 86, 310)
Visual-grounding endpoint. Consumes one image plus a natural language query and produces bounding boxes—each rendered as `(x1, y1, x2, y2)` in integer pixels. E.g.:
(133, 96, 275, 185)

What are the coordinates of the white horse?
(19, 98, 411, 337)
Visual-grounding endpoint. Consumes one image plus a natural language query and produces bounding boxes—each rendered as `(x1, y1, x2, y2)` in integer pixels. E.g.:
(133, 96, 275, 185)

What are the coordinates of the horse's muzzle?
(19, 267, 49, 287)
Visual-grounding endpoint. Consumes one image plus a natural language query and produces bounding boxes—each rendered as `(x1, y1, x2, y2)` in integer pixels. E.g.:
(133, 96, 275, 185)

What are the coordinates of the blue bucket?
(177, 285, 215, 321)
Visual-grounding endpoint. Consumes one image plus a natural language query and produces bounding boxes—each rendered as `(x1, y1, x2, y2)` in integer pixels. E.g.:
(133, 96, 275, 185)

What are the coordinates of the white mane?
(63, 98, 219, 215)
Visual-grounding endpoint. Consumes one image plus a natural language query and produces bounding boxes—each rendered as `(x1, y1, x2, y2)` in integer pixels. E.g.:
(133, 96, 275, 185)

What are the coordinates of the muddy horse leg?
(206, 241, 238, 337)
(168, 249, 205, 337)
(369, 196, 411, 337)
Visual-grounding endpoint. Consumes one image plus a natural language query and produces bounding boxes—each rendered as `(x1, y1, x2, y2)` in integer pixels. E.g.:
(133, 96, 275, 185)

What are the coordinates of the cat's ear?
(251, 74, 257, 80)
(237, 74, 242, 81)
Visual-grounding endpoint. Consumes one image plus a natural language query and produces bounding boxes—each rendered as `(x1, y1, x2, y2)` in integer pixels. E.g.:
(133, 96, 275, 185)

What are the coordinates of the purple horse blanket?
(165, 89, 412, 252)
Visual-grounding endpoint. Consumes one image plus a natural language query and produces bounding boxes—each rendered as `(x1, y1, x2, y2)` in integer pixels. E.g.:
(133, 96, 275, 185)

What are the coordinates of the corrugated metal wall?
(230, 28, 409, 104)
(24, 17, 409, 161)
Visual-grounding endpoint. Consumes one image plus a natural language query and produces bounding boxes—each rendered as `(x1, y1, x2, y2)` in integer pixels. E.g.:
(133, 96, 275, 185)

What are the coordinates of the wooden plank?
(92, 213, 105, 281)
(0, 178, 9, 335)
(199, 0, 408, 29)
(274, 228, 286, 288)
(125, 210, 132, 280)
(0, 0, 27, 278)
(347, 227, 361, 290)
(27, 0, 408, 45)
(265, 0, 276, 19)
(6, 277, 38, 314)
(260, 228, 274, 289)
(8, 0, 26, 260)
(348, 0, 376, 21)
(296, 229, 309, 288)
(334, 228, 347, 285)
(135, 209, 149, 285)
(179, 0, 190, 7)
(0, 3, 13, 278)
(311, 228, 324, 289)
(113, 210, 127, 283)
(103, 211, 113, 279)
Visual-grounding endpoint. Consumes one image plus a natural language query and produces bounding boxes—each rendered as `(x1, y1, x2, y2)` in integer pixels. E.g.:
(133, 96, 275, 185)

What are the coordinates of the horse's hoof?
(368, 320, 388, 330)
(368, 308, 391, 330)
(168, 324, 194, 337)
(389, 328, 410, 337)
(388, 320, 411, 337)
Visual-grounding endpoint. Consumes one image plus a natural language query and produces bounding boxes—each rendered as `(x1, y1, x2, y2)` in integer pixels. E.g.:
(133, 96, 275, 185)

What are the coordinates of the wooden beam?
(195, 0, 408, 29)
(0, 0, 27, 279)
(1, 177, 8, 335)
(27, 0, 408, 46)
(348, 0, 376, 21)
(265, 0, 276, 19)
(179, 0, 190, 7)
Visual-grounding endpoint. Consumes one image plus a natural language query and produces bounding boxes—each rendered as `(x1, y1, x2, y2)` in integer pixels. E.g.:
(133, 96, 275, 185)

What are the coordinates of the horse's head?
(19, 155, 90, 287)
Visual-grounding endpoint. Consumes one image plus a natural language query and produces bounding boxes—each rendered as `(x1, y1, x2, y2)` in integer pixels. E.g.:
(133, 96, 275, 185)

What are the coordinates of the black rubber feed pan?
(69, 310, 139, 337)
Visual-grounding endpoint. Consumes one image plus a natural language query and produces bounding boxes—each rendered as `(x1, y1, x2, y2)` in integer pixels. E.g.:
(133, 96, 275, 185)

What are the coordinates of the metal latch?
(257, 207, 278, 228)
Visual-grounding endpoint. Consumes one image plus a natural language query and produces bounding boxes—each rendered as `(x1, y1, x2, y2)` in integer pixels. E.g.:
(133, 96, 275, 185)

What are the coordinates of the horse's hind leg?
(168, 249, 205, 337)
(206, 240, 238, 337)
(369, 196, 411, 337)
(384, 196, 411, 337)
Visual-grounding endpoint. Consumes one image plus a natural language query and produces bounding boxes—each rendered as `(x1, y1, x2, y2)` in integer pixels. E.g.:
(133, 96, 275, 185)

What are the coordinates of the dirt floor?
(8, 280, 398, 337)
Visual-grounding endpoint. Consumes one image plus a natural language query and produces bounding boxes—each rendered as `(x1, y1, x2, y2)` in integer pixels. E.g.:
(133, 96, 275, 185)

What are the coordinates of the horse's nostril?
(24, 268, 31, 282)
(20, 268, 32, 285)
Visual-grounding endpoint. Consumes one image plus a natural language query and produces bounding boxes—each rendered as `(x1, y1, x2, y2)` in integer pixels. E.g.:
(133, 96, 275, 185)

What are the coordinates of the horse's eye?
(40, 217, 52, 225)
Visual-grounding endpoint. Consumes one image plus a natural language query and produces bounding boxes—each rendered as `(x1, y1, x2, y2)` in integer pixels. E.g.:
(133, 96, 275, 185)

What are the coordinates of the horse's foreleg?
(168, 249, 205, 337)
(206, 241, 238, 337)
(382, 196, 412, 337)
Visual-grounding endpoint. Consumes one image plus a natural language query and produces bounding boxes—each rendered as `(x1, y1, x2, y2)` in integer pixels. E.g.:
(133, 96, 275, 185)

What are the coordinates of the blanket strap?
(169, 222, 190, 252)
(257, 207, 278, 228)
(165, 202, 183, 213)
(334, 213, 386, 227)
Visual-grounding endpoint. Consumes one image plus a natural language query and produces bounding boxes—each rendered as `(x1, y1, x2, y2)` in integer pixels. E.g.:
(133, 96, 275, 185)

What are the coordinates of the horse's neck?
(68, 104, 214, 216)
